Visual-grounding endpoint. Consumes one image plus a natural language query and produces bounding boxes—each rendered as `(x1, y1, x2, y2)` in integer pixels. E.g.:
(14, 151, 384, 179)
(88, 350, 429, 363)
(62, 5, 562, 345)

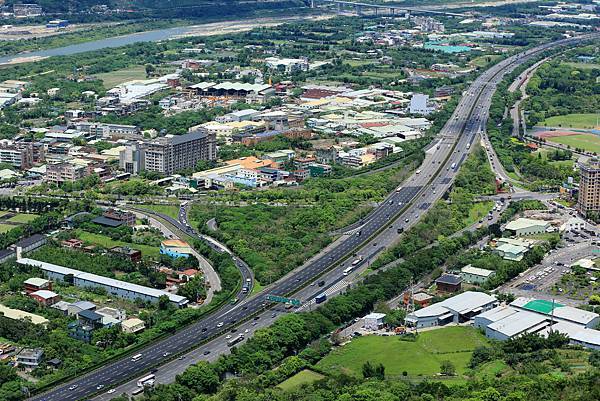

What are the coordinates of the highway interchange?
(30, 32, 600, 401)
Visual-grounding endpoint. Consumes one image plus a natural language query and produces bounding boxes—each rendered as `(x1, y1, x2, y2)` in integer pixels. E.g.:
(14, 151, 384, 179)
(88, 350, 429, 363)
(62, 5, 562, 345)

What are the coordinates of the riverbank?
(0, 12, 330, 67)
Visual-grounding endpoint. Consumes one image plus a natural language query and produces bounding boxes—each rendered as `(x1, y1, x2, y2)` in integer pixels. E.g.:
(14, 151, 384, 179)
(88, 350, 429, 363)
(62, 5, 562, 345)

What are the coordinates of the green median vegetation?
(189, 140, 426, 285)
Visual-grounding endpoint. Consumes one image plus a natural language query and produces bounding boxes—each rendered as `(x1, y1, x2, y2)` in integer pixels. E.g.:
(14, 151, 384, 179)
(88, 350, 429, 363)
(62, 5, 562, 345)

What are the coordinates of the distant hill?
(3, 1, 306, 16)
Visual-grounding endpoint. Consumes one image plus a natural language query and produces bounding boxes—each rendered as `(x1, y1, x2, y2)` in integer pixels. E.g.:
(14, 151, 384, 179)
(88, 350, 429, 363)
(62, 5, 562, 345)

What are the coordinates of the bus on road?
(227, 334, 244, 347)
(343, 266, 354, 276)
(137, 374, 155, 387)
(131, 353, 143, 362)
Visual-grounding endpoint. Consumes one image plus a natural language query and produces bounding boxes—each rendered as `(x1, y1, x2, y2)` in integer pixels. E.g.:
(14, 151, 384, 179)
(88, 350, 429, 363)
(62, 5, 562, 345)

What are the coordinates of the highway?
(29, 32, 599, 401)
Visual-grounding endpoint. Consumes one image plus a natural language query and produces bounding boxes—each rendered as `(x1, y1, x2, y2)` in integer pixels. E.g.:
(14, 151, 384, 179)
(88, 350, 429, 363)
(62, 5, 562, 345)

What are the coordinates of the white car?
(107, 389, 116, 394)
(217, 322, 224, 328)
(225, 334, 232, 339)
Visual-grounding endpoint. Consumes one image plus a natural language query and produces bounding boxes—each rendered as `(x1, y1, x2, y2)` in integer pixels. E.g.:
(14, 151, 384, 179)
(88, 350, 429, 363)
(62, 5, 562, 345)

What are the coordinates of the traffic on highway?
(29, 32, 600, 401)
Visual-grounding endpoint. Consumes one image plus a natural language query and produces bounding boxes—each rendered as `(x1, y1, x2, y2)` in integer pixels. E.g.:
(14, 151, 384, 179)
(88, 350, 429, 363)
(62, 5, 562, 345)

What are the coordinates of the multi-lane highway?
(29, 32, 599, 401)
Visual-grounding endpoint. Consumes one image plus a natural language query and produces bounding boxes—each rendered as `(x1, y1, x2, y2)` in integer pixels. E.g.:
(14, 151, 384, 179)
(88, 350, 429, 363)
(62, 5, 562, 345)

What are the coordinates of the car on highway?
(217, 322, 224, 328)
(107, 389, 116, 394)
(163, 352, 170, 357)
(69, 385, 78, 391)
(203, 350, 211, 355)
(225, 334, 232, 339)
(96, 385, 104, 390)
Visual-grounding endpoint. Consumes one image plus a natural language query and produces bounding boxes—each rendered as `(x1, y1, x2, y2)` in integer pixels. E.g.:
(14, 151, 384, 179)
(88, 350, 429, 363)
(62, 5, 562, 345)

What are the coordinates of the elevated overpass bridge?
(307, 0, 467, 17)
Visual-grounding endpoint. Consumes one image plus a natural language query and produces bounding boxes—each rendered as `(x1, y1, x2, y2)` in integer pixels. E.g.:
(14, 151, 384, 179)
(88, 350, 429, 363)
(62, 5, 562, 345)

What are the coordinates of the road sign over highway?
(266, 294, 301, 306)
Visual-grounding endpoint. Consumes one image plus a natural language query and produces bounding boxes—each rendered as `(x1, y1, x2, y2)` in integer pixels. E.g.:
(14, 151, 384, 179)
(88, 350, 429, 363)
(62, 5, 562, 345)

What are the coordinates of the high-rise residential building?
(144, 130, 216, 175)
(577, 158, 600, 216)
(119, 143, 146, 175)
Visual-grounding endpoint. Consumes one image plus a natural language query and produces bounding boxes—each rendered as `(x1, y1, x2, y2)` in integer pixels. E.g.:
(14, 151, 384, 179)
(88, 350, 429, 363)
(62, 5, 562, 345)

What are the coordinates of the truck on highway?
(351, 256, 363, 266)
(227, 334, 244, 347)
(416, 169, 422, 174)
(315, 294, 327, 304)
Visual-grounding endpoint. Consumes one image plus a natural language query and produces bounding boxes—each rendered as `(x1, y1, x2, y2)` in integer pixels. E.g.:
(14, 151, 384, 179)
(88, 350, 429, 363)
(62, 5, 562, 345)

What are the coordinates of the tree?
(145, 64, 156, 77)
(176, 361, 220, 394)
(440, 360, 455, 376)
(158, 295, 170, 310)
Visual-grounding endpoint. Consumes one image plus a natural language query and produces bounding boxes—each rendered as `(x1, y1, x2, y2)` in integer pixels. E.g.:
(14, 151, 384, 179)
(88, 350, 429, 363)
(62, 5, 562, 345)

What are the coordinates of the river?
(0, 15, 333, 66)
(0, 25, 195, 65)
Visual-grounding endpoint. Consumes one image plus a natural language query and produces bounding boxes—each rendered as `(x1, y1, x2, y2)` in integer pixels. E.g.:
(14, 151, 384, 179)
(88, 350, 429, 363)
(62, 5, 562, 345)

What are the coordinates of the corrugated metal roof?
(18, 258, 188, 305)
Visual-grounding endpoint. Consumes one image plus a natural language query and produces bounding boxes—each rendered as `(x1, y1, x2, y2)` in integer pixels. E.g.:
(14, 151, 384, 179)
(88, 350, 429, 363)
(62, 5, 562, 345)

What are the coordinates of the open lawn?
(277, 370, 324, 391)
(464, 201, 493, 227)
(470, 54, 501, 68)
(95, 65, 147, 88)
(0, 224, 14, 233)
(6, 213, 39, 224)
(77, 231, 160, 258)
(140, 204, 180, 220)
(250, 279, 264, 296)
(541, 113, 600, 129)
(546, 134, 600, 154)
(317, 327, 488, 379)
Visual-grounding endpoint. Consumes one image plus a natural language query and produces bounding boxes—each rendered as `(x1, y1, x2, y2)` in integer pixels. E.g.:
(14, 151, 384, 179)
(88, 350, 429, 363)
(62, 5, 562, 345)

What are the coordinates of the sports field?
(546, 133, 600, 154)
(541, 113, 599, 129)
(317, 327, 488, 379)
(95, 65, 147, 88)
(277, 370, 324, 391)
(6, 213, 39, 224)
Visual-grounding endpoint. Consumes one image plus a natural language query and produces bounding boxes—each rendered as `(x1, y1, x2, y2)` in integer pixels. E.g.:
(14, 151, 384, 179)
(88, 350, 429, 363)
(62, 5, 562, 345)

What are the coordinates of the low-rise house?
(460, 265, 496, 285)
(67, 301, 96, 317)
(435, 273, 462, 293)
(23, 277, 51, 294)
(29, 289, 60, 306)
(363, 313, 386, 330)
(110, 246, 142, 263)
(16, 348, 43, 370)
(121, 317, 145, 334)
(96, 307, 126, 322)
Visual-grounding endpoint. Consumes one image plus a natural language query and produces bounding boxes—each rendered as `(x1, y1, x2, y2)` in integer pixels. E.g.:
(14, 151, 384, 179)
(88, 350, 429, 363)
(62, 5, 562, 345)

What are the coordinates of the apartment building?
(119, 142, 145, 175)
(45, 162, 89, 185)
(144, 130, 216, 175)
(0, 142, 34, 169)
(577, 158, 600, 216)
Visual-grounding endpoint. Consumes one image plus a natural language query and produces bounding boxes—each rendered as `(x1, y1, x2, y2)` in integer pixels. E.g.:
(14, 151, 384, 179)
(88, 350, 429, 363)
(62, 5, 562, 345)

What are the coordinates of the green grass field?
(77, 231, 160, 258)
(547, 134, 600, 154)
(140, 204, 180, 220)
(317, 327, 488, 379)
(470, 54, 501, 68)
(277, 370, 324, 391)
(464, 201, 493, 227)
(95, 66, 147, 88)
(0, 224, 14, 233)
(250, 279, 264, 296)
(541, 113, 600, 129)
(5, 213, 39, 224)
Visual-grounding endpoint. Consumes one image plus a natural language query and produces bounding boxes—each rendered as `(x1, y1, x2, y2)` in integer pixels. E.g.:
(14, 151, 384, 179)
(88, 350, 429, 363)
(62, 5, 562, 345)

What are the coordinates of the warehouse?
(504, 218, 550, 236)
(17, 258, 188, 307)
(510, 297, 599, 329)
(405, 291, 497, 328)
(460, 265, 496, 285)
